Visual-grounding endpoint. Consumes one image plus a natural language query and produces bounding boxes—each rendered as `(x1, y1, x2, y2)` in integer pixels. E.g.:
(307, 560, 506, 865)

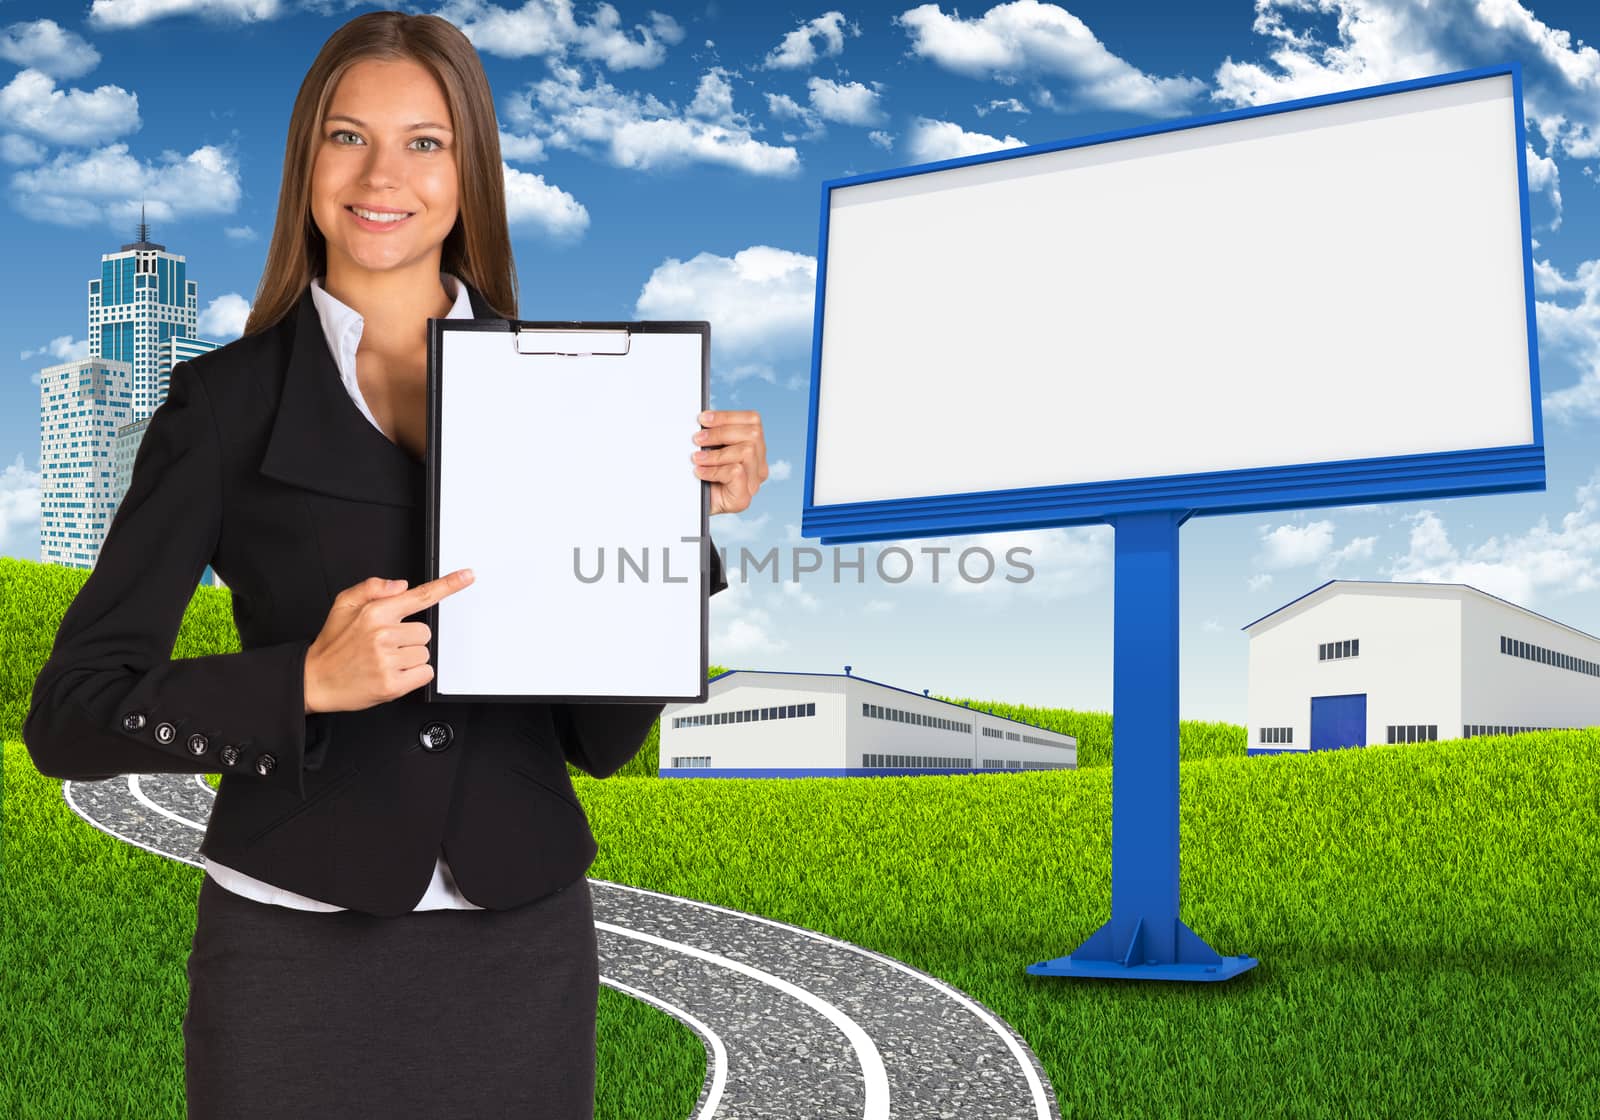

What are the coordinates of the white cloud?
(975, 96, 1030, 116)
(904, 116, 1026, 162)
(715, 361, 779, 386)
(1330, 535, 1377, 568)
(1212, 0, 1600, 177)
(197, 292, 251, 341)
(710, 578, 789, 656)
(499, 128, 547, 162)
(0, 19, 101, 79)
(1, 133, 46, 165)
(0, 452, 42, 560)
(20, 334, 90, 364)
(433, 0, 683, 70)
(1214, 0, 1452, 105)
(633, 245, 816, 362)
(780, 579, 821, 611)
(1254, 517, 1377, 581)
(1248, 572, 1274, 591)
(502, 162, 589, 238)
(585, 5, 684, 69)
(765, 76, 886, 138)
(867, 129, 894, 149)
(807, 76, 886, 126)
(574, 5, 683, 69)
(686, 67, 754, 130)
(1257, 519, 1336, 568)
(766, 91, 826, 141)
(1384, 471, 1600, 606)
(223, 224, 257, 241)
(503, 58, 799, 176)
(767, 459, 792, 482)
(934, 524, 1112, 601)
(1524, 141, 1562, 230)
(1535, 255, 1600, 423)
(87, 0, 283, 29)
(11, 141, 241, 228)
(0, 68, 139, 146)
(762, 11, 858, 70)
(703, 509, 772, 546)
(895, 0, 1206, 116)
(714, 614, 787, 656)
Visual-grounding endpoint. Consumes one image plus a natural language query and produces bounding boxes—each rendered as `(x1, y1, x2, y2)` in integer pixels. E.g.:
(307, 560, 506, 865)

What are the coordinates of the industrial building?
(1243, 579, 1600, 755)
(660, 667, 1077, 777)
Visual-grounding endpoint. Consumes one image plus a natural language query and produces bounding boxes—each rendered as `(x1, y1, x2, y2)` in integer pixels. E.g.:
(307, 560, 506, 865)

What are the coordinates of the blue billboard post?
(1025, 510, 1258, 981)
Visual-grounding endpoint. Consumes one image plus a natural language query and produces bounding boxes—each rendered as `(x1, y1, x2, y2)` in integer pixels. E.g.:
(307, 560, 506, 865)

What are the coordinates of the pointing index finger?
(410, 568, 475, 605)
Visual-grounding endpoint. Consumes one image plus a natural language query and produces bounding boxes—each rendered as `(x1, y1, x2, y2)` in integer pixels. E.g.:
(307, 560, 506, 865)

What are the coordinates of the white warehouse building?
(660, 667, 1077, 778)
(1243, 579, 1600, 756)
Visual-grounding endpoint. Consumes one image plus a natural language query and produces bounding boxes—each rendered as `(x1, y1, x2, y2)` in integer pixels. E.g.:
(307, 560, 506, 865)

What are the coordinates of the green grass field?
(3, 557, 1597, 1118)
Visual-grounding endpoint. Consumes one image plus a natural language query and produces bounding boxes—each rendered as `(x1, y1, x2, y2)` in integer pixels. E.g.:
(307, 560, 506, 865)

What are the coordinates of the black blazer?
(24, 279, 727, 917)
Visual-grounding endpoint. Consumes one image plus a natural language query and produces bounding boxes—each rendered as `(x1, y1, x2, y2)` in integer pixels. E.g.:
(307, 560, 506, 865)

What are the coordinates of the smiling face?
(309, 56, 459, 281)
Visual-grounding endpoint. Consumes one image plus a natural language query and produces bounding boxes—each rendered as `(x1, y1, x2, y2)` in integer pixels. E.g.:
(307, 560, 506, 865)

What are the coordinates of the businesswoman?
(23, 10, 765, 1119)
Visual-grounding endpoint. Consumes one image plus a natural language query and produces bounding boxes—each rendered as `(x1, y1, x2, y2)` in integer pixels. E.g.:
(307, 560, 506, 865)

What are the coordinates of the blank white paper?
(431, 327, 707, 699)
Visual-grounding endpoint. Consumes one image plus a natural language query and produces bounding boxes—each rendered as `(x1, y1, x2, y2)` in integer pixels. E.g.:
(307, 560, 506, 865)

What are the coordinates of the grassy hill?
(3, 555, 1596, 1119)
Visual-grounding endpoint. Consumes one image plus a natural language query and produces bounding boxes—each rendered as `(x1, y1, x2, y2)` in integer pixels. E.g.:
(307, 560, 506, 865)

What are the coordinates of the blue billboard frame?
(799, 64, 1544, 984)
(801, 62, 1544, 546)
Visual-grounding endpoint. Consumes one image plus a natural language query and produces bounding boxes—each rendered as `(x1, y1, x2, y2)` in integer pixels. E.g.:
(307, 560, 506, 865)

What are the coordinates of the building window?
(1500, 634, 1600, 678)
(1465, 724, 1564, 738)
(678, 699, 820, 730)
(862, 700, 983, 736)
(1320, 638, 1360, 661)
(1386, 724, 1438, 743)
(1259, 726, 1292, 744)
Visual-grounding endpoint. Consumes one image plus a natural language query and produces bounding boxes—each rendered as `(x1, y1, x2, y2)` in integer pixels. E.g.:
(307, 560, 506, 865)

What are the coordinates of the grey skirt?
(183, 873, 599, 1120)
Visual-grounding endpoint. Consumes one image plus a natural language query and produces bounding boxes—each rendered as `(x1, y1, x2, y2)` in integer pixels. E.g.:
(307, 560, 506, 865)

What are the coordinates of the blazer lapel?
(258, 278, 499, 508)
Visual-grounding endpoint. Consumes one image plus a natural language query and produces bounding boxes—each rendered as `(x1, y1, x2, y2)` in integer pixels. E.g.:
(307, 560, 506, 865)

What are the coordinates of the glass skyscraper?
(38, 213, 221, 582)
(89, 217, 199, 418)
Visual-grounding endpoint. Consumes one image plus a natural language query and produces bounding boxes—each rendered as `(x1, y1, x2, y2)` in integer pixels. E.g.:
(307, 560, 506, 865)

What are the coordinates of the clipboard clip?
(515, 327, 632, 357)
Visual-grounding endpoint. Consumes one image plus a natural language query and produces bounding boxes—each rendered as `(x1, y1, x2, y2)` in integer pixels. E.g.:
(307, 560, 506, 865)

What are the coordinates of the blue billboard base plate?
(1026, 953, 1259, 982)
(1027, 914, 1260, 982)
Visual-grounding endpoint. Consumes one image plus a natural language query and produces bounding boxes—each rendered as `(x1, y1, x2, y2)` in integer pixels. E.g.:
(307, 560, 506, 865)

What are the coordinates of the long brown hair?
(243, 10, 517, 337)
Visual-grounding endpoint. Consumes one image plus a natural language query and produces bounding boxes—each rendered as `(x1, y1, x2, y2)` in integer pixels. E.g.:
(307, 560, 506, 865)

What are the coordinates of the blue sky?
(3, 0, 1598, 721)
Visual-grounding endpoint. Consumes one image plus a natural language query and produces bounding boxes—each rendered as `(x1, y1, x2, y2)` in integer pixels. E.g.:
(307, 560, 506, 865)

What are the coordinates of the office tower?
(38, 210, 222, 585)
(158, 334, 221, 399)
(90, 206, 203, 414)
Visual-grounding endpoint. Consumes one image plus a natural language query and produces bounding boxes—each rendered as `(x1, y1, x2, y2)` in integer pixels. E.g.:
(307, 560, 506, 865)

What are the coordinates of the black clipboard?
(421, 318, 712, 704)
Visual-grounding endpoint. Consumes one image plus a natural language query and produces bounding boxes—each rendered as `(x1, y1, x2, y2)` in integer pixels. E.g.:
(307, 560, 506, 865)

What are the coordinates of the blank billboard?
(802, 65, 1543, 544)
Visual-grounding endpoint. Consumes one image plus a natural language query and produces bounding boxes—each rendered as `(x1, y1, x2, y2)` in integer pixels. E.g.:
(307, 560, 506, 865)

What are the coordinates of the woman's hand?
(692, 409, 767, 515)
(304, 570, 476, 713)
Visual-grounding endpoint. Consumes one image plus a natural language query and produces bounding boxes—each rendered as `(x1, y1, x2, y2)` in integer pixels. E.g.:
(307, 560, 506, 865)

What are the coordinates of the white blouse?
(203, 271, 485, 912)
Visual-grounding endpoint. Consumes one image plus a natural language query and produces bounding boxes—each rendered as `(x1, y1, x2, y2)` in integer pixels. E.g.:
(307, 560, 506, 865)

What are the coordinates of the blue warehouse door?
(1310, 694, 1366, 751)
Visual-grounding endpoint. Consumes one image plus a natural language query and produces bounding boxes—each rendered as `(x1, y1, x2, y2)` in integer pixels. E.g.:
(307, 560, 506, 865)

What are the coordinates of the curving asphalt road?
(62, 773, 1063, 1120)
